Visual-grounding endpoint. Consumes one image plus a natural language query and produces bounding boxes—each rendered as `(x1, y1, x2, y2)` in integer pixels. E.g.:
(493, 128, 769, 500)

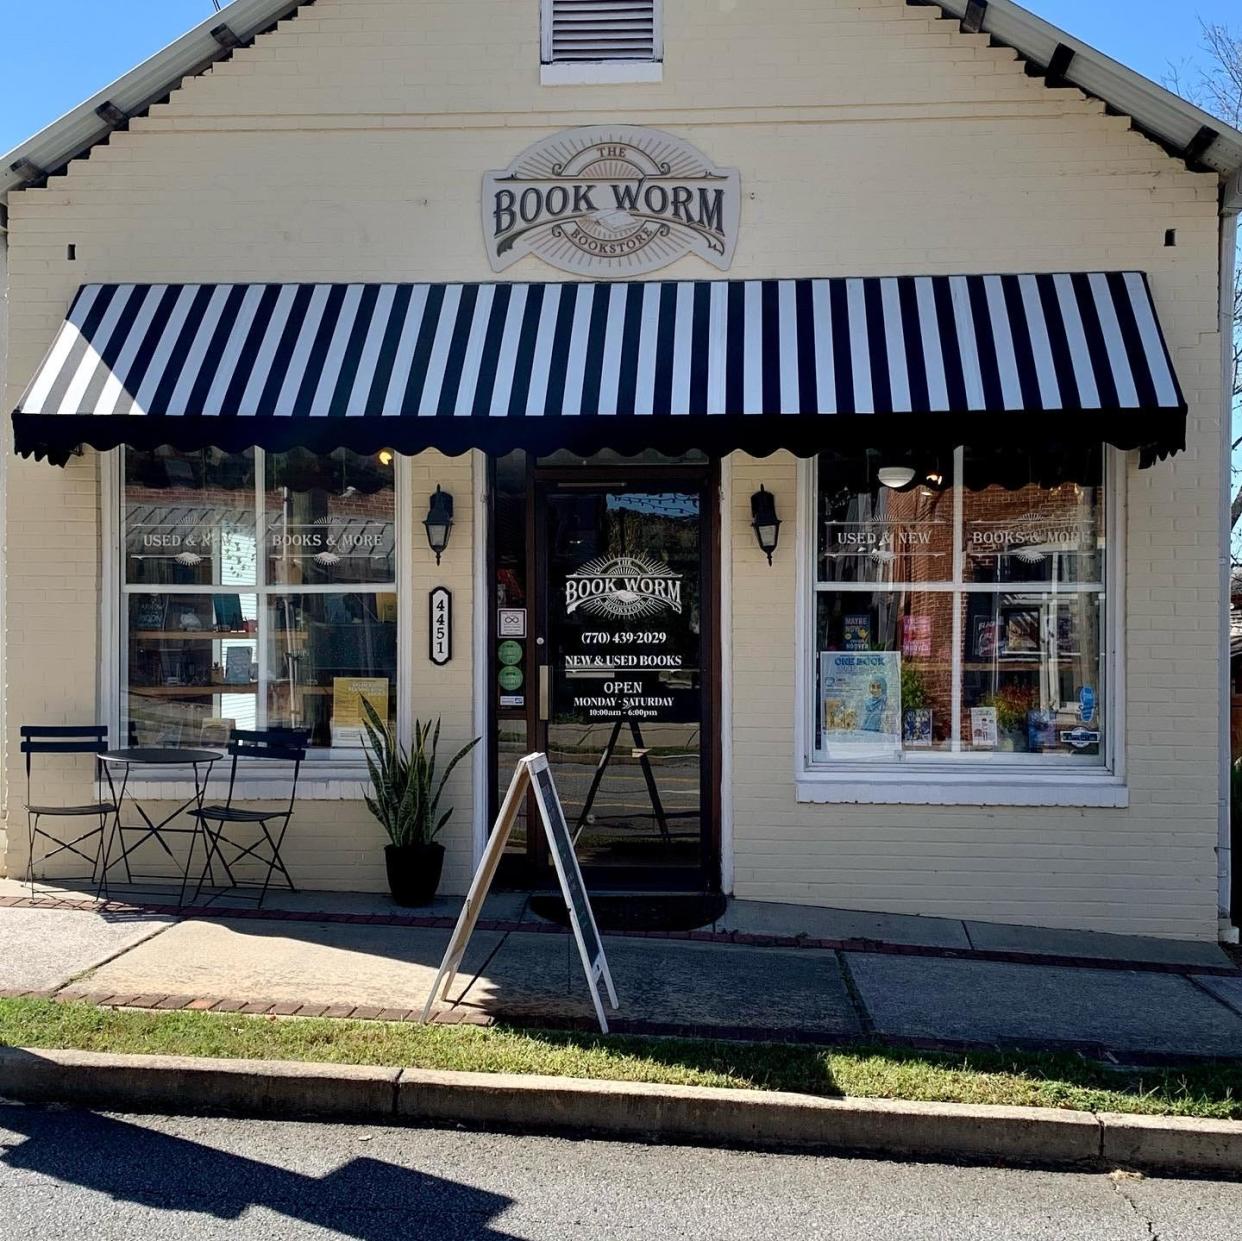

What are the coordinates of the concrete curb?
(1, 1047, 1240, 1174)
(396, 1067, 1104, 1166)
(0, 1047, 398, 1117)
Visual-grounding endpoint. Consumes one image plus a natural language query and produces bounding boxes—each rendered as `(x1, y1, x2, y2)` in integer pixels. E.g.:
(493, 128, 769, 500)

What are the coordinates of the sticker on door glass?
(1078, 686, 1096, 724)
(498, 608, 526, 638)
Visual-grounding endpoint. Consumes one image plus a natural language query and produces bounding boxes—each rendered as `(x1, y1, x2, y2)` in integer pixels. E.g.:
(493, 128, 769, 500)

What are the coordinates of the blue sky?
(0, 0, 1238, 154)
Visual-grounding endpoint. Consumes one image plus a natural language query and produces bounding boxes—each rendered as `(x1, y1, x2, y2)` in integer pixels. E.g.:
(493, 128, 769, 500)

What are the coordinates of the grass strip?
(0, 997, 1239, 1120)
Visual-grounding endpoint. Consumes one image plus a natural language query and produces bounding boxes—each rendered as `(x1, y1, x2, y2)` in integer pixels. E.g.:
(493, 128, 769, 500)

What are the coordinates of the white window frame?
(539, 0, 664, 86)
(100, 448, 413, 798)
(793, 447, 1128, 808)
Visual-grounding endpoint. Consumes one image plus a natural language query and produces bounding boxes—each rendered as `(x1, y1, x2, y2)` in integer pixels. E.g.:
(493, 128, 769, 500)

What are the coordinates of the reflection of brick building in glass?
(880, 484, 954, 749)
(122, 448, 397, 749)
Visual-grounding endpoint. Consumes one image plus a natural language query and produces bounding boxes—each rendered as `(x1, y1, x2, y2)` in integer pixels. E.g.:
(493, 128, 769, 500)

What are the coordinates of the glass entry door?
(535, 473, 711, 887)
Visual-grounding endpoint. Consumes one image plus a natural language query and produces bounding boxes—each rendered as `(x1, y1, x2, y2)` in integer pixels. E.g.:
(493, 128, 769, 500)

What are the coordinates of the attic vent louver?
(542, 0, 661, 63)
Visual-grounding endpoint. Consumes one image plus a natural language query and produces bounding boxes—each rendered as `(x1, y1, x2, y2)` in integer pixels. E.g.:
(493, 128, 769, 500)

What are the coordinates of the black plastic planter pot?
(384, 842, 445, 907)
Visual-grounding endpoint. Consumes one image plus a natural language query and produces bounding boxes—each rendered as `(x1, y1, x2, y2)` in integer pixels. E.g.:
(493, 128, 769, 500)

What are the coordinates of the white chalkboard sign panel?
(534, 766, 598, 964)
(529, 755, 617, 1030)
(421, 752, 618, 1033)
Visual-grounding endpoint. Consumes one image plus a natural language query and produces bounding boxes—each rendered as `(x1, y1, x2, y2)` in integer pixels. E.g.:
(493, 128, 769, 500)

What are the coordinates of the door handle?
(539, 666, 550, 721)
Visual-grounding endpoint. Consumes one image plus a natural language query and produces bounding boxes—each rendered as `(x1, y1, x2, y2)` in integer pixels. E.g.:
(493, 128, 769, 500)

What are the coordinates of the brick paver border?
(5, 984, 1242, 1067)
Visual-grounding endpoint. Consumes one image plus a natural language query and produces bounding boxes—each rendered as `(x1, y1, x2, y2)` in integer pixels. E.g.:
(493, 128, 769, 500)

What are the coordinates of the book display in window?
(812, 449, 1107, 768)
(121, 445, 398, 754)
(902, 708, 933, 748)
(972, 617, 999, 660)
(843, 614, 871, 651)
(1000, 607, 1040, 658)
(819, 651, 902, 761)
(970, 707, 998, 750)
(224, 646, 255, 685)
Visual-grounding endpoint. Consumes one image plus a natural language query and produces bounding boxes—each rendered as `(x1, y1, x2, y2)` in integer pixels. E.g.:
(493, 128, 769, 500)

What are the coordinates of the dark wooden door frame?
(490, 456, 722, 892)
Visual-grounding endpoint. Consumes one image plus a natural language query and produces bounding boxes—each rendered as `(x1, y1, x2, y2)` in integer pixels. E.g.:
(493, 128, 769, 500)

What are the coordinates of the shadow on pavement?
(0, 1104, 520, 1241)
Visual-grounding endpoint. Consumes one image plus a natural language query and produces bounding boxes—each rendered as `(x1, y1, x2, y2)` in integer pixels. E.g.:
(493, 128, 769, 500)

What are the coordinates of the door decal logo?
(564, 555, 683, 619)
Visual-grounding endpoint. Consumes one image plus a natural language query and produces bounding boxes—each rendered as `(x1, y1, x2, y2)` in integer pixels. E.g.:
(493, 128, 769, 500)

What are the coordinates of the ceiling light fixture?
(877, 466, 916, 490)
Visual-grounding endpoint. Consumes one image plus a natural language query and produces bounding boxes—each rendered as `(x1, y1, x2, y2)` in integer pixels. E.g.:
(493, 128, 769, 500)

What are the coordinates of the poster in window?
(903, 708, 933, 749)
(213, 595, 244, 632)
(1043, 610, 1077, 653)
(1027, 709, 1056, 753)
(819, 651, 902, 760)
(135, 596, 168, 632)
(223, 646, 253, 685)
(331, 676, 390, 748)
(843, 614, 871, 651)
(970, 706, 998, 749)
(1002, 608, 1040, 657)
(902, 615, 932, 659)
(972, 617, 999, 659)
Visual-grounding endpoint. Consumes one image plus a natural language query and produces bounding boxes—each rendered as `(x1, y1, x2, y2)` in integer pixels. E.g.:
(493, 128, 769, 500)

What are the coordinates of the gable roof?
(919, 0, 1242, 178)
(3, 0, 1242, 206)
(1, 0, 306, 203)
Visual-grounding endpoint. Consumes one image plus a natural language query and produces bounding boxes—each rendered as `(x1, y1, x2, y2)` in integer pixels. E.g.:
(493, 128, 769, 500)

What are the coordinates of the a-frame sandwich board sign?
(421, 753, 619, 1033)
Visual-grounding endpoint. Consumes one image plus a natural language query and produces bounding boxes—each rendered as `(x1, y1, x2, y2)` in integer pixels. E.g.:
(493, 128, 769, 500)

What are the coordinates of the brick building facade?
(2, 0, 1239, 939)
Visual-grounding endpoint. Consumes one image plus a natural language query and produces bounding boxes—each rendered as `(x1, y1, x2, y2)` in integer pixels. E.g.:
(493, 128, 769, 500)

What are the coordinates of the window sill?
(540, 61, 663, 86)
(795, 772, 1128, 808)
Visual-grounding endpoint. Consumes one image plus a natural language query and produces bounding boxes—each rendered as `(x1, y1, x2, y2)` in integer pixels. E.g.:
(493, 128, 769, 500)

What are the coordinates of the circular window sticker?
(498, 665, 524, 692)
(498, 640, 523, 667)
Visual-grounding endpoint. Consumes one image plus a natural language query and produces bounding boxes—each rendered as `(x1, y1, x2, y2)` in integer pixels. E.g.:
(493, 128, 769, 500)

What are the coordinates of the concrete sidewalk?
(1, 881, 1241, 1060)
(3, 877, 1233, 968)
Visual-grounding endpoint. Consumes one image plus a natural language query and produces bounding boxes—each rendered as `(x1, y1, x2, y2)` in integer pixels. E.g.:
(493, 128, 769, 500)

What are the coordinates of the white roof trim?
(0, 0, 308, 200)
(920, 0, 1242, 176)
(3, 0, 1242, 203)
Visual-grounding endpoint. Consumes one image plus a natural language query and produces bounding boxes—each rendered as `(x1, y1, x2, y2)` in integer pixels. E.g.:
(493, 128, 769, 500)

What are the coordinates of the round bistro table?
(97, 747, 222, 904)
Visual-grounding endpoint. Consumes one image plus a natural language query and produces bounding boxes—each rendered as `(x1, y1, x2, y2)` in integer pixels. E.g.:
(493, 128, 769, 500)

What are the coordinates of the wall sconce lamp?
(423, 485, 454, 566)
(750, 485, 781, 565)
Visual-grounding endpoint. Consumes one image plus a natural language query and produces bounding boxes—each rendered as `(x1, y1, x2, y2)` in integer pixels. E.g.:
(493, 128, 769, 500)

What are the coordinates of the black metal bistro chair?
(20, 725, 115, 896)
(188, 728, 308, 907)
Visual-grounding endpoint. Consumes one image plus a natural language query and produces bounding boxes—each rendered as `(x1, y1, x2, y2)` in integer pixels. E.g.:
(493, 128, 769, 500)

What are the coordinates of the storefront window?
(265, 448, 396, 586)
(811, 448, 1107, 766)
(121, 446, 397, 754)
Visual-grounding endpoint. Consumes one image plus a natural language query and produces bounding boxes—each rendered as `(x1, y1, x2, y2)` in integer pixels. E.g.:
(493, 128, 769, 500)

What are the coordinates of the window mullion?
(396, 452, 413, 751)
(950, 447, 964, 753)
(255, 448, 268, 732)
(107, 450, 123, 746)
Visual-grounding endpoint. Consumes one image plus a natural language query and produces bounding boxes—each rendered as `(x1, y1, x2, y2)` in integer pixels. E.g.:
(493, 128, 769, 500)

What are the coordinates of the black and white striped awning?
(13, 274, 1185, 469)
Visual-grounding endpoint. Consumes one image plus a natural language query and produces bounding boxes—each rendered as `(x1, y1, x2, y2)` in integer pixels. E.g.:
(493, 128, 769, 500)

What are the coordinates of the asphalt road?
(1, 1106, 1241, 1240)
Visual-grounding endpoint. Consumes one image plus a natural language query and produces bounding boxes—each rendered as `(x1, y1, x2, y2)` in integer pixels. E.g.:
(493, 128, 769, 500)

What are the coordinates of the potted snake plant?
(360, 698, 480, 906)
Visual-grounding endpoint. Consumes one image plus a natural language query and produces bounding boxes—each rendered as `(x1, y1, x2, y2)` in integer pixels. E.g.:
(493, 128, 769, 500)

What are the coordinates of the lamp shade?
(750, 485, 781, 565)
(877, 465, 917, 489)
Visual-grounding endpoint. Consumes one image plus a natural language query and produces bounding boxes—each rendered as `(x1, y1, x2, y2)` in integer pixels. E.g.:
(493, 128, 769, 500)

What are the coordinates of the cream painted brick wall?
(2, 448, 479, 895)
(1, 0, 1227, 931)
(404, 450, 478, 894)
(0, 233, 8, 858)
(729, 445, 1222, 940)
